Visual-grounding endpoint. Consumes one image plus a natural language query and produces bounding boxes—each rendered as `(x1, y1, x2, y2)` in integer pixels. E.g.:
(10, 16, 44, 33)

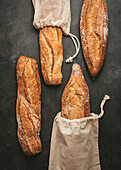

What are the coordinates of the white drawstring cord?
(98, 95, 110, 118)
(66, 33, 80, 63)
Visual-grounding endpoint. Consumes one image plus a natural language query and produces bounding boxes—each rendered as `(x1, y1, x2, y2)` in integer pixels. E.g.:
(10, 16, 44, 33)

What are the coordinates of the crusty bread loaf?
(16, 56, 42, 155)
(80, 0, 108, 78)
(61, 63, 90, 120)
(39, 26, 63, 85)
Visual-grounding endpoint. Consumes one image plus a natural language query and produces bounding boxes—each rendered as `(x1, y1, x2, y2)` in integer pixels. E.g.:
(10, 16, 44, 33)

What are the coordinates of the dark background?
(0, 0, 121, 169)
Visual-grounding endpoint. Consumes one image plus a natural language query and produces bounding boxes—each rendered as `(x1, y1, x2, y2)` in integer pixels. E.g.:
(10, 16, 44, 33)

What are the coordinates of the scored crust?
(61, 63, 90, 120)
(16, 56, 42, 155)
(80, 0, 108, 78)
(39, 26, 63, 85)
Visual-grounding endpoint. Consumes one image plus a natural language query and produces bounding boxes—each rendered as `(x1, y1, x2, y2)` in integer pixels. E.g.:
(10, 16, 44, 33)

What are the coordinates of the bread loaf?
(61, 63, 90, 120)
(16, 56, 42, 155)
(80, 0, 108, 78)
(39, 26, 63, 85)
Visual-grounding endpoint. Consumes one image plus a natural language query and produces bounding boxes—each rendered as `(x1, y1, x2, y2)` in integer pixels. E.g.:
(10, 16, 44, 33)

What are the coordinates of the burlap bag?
(49, 95, 110, 170)
(32, 0, 80, 63)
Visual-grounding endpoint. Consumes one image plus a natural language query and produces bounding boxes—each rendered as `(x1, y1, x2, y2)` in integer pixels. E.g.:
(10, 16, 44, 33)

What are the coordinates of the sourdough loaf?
(16, 56, 42, 155)
(61, 63, 90, 119)
(80, 0, 108, 78)
(39, 26, 63, 85)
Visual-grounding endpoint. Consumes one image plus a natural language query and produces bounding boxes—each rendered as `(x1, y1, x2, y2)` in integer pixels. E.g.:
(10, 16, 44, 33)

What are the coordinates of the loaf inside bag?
(49, 63, 110, 169)
(32, 0, 71, 85)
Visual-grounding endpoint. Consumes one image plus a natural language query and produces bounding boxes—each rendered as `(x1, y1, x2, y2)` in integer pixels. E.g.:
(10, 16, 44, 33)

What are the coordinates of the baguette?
(16, 56, 42, 155)
(39, 26, 63, 85)
(61, 63, 90, 120)
(80, 0, 108, 78)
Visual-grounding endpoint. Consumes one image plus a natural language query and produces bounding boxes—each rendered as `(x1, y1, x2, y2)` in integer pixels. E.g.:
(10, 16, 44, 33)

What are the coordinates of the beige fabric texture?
(49, 95, 110, 170)
(49, 113, 101, 170)
(32, 0, 71, 35)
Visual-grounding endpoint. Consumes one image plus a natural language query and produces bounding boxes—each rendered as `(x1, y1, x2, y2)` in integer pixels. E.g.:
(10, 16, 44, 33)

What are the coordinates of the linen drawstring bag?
(32, 0, 80, 62)
(49, 95, 110, 170)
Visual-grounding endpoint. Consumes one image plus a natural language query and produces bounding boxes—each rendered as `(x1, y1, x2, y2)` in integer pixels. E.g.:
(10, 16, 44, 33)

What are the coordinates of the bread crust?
(16, 56, 42, 155)
(61, 63, 90, 120)
(80, 0, 108, 78)
(39, 26, 63, 85)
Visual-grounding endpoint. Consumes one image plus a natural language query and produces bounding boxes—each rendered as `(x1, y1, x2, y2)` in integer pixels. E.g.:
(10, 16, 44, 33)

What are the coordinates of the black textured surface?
(0, 0, 121, 170)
